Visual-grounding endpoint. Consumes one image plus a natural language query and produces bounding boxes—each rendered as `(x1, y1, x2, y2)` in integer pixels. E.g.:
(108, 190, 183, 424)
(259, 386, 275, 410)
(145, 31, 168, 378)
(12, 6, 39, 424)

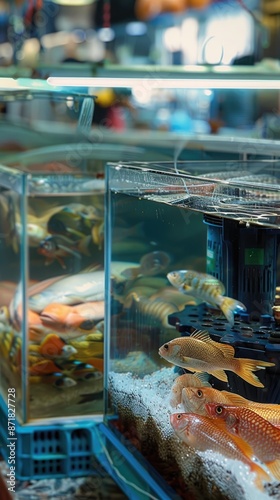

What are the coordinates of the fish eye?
(215, 406, 223, 415)
(163, 344, 169, 351)
(177, 414, 182, 420)
(196, 390, 203, 398)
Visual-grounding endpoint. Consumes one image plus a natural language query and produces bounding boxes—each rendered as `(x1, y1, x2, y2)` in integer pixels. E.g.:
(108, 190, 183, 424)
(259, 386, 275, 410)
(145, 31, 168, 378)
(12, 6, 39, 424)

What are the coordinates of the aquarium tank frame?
(97, 157, 280, 499)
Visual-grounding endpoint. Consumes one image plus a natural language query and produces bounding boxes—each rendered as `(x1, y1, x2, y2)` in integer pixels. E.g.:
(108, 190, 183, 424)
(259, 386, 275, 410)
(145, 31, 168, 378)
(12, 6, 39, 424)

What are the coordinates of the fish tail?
(251, 462, 270, 491)
(220, 297, 246, 326)
(234, 358, 275, 388)
(266, 459, 280, 482)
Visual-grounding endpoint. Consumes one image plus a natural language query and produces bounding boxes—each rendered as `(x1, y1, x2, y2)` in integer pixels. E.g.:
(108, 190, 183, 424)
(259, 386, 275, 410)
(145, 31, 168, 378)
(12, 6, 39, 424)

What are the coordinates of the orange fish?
(170, 412, 269, 491)
(39, 334, 77, 360)
(205, 403, 280, 481)
(87, 357, 104, 373)
(29, 359, 61, 376)
(40, 301, 104, 332)
(170, 372, 210, 408)
(182, 386, 280, 427)
(158, 330, 274, 387)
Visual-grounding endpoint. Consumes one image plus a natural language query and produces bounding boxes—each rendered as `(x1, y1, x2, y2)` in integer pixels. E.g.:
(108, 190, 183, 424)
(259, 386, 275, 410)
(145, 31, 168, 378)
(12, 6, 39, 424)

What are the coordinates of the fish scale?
(167, 269, 245, 325)
(206, 403, 280, 481)
(170, 412, 269, 491)
(182, 386, 280, 427)
(158, 330, 274, 387)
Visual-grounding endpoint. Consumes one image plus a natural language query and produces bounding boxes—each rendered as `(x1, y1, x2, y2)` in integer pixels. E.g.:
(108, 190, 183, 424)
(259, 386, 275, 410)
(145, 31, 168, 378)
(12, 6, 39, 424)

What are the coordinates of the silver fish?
(13, 270, 104, 314)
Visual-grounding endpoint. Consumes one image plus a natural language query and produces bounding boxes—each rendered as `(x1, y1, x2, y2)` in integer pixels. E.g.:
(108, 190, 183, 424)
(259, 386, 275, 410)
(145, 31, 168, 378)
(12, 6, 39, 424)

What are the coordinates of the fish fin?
(190, 330, 213, 342)
(266, 459, 280, 482)
(221, 391, 250, 405)
(195, 372, 211, 387)
(251, 463, 270, 491)
(182, 356, 195, 366)
(213, 419, 257, 462)
(190, 329, 235, 358)
(229, 434, 255, 460)
(209, 369, 228, 383)
(220, 297, 246, 326)
(235, 358, 275, 388)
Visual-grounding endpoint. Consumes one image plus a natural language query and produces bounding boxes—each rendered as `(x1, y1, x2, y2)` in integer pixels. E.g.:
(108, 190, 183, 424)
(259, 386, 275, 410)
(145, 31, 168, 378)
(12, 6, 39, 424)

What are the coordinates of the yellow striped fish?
(167, 270, 246, 326)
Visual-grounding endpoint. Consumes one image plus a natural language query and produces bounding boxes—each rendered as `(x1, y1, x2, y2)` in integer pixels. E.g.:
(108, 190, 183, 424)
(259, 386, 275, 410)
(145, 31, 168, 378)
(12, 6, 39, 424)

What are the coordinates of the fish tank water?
(104, 160, 280, 500)
(0, 161, 108, 423)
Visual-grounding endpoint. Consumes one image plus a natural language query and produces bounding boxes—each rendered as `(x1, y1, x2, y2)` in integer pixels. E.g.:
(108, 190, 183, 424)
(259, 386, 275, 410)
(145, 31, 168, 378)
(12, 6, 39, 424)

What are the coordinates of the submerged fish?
(69, 337, 103, 360)
(206, 403, 280, 481)
(36, 333, 77, 360)
(167, 270, 246, 326)
(121, 251, 171, 280)
(170, 372, 211, 408)
(28, 270, 104, 313)
(30, 373, 77, 389)
(15, 222, 49, 247)
(40, 301, 105, 330)
(91, 221, 104, 250)
(47, 208, 92, 240)
(38, 235, 82, 268)
(129, 292, 179, 328)
(158, 330, 274, 387)
(170, 412, 269, 491)
(182, 386, 280, 427)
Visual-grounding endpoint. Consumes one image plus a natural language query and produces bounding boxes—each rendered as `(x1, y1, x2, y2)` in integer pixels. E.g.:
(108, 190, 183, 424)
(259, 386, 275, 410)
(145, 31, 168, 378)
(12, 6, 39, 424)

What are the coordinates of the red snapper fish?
(167, 270, 246, 326)
(170, 412, 269, 491)
(205, 403, 280, 481)
(158, 330, 274, 387)
(182, 386, 280, 427)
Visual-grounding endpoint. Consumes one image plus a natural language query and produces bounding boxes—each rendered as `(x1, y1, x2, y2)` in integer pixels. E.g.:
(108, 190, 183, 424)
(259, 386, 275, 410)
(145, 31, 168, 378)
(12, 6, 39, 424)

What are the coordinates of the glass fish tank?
(104, 160, 280, 500)
(0, 156, 108, 423)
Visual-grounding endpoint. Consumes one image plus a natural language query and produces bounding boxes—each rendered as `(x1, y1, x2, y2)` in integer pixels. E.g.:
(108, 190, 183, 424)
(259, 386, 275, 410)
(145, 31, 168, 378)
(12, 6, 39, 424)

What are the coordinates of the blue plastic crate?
(0, 396, 100, 480)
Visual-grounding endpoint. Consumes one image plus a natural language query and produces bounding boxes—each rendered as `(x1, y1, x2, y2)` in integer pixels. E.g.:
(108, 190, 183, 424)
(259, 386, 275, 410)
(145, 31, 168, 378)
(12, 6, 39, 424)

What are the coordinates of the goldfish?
(182, 386, 280, 427)
(170, 412, 269, 491)
(167, 270, 246, 326)
(170, 372, 211, 408)
(158, 330, 274, 387)
(205, 403, 280, 481)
